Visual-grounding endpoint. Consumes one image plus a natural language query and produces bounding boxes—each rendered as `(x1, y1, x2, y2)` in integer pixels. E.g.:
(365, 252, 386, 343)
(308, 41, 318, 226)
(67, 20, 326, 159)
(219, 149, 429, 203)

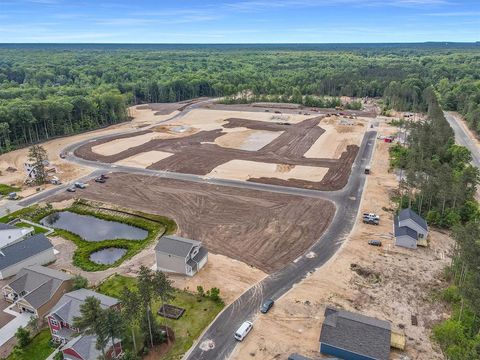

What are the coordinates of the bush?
(15, 327, 30, 348)
(72, 275, 89, 290)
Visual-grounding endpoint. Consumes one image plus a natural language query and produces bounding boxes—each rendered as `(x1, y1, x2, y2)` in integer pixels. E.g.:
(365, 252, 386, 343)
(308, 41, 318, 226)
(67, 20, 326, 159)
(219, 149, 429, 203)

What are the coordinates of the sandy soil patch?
(92, 132, 163, 156)
(170, 254, 266, 305)
(115, 150, 173, 168)
(231, 119, 450, 360)
(208, 160, 329, 182)
(215, 129, 284, 151)
(304, 119, 366, 159)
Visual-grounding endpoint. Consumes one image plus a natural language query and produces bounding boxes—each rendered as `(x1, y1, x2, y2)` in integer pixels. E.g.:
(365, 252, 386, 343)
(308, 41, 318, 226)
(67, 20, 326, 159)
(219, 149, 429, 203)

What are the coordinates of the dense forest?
(389, 89, 480, 359)
(0, 44, 479, 151)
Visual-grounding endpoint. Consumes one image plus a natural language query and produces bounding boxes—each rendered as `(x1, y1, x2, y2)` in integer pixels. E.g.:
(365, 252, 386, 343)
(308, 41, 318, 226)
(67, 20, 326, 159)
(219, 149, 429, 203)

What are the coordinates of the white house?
(155, 235, 208, 276)
(0, 223, 34, 249)
(0, 234, 56, 279)
(394, 208, 429, 249)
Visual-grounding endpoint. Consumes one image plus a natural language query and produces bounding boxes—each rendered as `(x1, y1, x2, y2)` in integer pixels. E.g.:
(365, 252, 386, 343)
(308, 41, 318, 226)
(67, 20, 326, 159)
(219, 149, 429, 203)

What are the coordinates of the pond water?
(89, 248, 127, 265)
(40, 211, 148, 242)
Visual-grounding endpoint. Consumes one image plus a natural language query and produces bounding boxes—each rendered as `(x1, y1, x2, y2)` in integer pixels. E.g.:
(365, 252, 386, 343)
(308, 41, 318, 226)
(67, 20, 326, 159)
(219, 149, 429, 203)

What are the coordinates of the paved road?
(184, 130, 377, 360)
(7, 99, 377, 360)
(444, 112, 480, 167)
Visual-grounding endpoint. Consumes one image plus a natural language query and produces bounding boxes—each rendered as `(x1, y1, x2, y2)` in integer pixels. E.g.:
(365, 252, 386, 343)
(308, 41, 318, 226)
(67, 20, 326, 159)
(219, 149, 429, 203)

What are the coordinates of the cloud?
(426, 11, 480, 16)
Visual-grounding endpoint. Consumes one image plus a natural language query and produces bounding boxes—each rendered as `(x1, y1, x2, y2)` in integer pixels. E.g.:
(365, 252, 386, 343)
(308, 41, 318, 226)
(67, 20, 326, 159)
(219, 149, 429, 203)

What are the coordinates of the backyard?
(97, 274, 224, 360)
(6, 329, 55, 360)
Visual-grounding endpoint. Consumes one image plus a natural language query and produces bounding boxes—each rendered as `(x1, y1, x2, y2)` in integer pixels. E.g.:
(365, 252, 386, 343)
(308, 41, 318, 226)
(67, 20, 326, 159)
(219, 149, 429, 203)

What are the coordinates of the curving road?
(14, 99, 377, 360)
(444, 112, 480, 168)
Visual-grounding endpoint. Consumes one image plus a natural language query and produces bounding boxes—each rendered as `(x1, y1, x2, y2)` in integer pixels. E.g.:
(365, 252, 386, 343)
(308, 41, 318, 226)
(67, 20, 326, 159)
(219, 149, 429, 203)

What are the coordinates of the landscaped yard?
(6, 329, 55, 360)
(98, 274, 224, 360)
(15, 221, 49, 234)
(0, 184, 20, 196)
(0, 200, 176, 272)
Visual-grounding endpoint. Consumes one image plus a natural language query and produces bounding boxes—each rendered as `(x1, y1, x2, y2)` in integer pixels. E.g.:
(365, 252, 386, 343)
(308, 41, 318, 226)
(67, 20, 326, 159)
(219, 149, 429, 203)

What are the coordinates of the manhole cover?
(199, 339, 215, 351)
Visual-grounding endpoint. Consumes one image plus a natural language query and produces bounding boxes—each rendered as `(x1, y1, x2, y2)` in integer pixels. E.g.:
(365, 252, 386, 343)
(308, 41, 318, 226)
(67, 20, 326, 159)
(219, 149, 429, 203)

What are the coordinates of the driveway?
(0, 305, 31, 347)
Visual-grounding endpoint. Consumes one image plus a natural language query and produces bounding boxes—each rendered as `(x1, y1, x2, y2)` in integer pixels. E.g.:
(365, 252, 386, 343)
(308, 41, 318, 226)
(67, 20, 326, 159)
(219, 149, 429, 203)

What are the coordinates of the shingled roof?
(0, 234, 53, 271)
(393, 216, 418, 239)
(320, 307, 391, 360)
(398, 208, 428, 231)
(155, 235, 201, 258)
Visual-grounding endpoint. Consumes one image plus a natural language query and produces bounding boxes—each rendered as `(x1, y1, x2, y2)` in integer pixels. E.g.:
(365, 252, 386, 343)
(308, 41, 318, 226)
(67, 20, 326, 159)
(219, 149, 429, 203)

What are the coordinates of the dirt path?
(230, 119, 451, 360)
(50, 173, 335, 274)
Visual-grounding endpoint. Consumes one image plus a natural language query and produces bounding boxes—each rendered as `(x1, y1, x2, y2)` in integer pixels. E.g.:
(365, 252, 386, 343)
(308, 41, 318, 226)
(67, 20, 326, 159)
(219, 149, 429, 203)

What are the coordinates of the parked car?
(59, 153, 66, 159)
(74, 182, 86, 189)
(368, 240, 382, 247)
(363, 218, 379, 225)
(234, 321, 253, 341)
(95, 177, 106, 183)
(66, 187, 76, 193)
(100, 174, 109, 179)
(363, 213, 380, 220)
(260, 299, 274, 314)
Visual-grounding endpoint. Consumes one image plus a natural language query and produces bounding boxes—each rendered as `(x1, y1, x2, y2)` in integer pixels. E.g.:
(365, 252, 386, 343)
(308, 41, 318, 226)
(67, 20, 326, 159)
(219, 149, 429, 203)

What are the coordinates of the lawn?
(15, 221, 49, 234)
(7, 329, 55, 360)
(97, 275, 224, 360)
(0, 184, 20, 196)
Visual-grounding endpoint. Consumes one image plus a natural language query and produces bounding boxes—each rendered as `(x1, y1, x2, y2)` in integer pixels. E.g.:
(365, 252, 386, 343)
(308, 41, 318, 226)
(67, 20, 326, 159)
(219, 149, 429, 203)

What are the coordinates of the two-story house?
(155, 235, 208, 276)
(46, 288, 122, 359)
(2, 265, 72, 320)
(394, 208, 429, 249)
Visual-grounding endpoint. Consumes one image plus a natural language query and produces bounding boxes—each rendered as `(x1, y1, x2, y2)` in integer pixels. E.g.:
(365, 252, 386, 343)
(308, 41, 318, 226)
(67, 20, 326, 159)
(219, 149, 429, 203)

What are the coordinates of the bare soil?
(230, 119, 451, 360)
(50, 173, 335, 274)
(75, 117, 359, 191)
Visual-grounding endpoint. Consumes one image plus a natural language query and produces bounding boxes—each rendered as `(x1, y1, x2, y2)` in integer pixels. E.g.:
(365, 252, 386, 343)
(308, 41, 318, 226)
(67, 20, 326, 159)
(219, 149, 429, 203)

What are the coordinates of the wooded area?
(0, 44, 479, 151)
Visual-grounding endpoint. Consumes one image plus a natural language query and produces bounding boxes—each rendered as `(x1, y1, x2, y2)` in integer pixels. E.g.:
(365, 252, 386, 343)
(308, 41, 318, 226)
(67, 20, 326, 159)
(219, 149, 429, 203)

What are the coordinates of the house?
(394, 208, 428, 249)
(155, 235, 208, 276)
(0, 234, 56, 279)
(319, 307, 391, 360)
(46, 289, 120, 345)
(2, 265, 73, 319)
(62, 334, 123, 360)
(0, 223, 34, 249)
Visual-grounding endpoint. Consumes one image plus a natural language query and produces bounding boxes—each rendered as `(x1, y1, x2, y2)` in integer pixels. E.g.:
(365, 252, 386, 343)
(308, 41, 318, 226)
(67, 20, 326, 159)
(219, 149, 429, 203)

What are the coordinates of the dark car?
(95, 177, 106, 183)
(363, 218, 379, 225)
(368, 240, 382, 247)
(100, 174, 109, 179)
(260, 299, 274, 314)
(66, 187, 76, 193)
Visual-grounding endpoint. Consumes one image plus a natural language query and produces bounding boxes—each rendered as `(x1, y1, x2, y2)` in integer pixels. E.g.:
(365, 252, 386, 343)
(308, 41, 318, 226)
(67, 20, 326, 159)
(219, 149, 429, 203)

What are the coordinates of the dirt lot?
(75, 114, 366, 191)
(51, 174, 335, 274)
(0, 102, 183, 194)
(230, 119, 451, 360)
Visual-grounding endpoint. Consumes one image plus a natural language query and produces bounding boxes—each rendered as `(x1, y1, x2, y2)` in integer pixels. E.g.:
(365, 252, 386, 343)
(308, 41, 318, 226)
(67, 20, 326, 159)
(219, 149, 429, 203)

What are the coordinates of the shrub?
(15, 327, 30, 348)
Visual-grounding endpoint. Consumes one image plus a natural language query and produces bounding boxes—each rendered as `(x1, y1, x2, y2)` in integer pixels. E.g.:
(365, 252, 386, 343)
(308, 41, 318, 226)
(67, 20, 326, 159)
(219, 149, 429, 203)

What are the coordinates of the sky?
(0, 0, 479, 43)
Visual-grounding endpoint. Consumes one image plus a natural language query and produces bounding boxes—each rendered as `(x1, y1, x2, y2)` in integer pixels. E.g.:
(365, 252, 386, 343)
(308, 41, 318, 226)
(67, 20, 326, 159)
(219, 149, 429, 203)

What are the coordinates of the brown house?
(2, 265, 73, 320)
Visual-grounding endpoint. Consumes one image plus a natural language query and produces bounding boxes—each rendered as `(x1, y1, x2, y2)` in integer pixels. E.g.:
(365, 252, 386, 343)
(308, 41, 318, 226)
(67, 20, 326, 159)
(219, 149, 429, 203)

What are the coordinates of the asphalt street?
(444, 112, 480, 168)
(4, 99, 377, 360)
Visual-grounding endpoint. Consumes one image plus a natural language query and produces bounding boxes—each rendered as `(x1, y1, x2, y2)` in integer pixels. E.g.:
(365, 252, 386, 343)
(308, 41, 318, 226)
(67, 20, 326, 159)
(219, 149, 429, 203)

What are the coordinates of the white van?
(234, 321, 253, 341)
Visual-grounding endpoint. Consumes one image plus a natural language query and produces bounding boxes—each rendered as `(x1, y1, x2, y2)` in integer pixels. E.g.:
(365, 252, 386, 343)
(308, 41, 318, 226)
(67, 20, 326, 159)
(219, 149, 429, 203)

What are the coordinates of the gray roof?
(6, 266, 72, 309)
(0, 234, 54, 271)
(155, 235, 201, 258)
(288, 354, 314, 360)
(192, 247, 208, 263)
(0, 223, 16, 230)
(320, 307, 391, 360)
(394, 216, 418, 239)
(63, 334, 116, 360)
(48, 289, 119, 325)
(398, 208, 428, 231)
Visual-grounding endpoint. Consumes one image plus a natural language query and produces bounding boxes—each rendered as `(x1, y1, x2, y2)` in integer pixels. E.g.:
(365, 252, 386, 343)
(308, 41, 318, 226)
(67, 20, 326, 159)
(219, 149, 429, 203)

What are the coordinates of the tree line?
(1, 45, 479, 152)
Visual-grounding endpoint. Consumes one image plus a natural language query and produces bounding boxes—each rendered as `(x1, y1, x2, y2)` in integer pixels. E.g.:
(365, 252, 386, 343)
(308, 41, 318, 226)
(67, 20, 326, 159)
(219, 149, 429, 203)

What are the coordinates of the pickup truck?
(363, 218, 379, 225)
(74, 182, 87, 189)
(363, 213, 380, 220)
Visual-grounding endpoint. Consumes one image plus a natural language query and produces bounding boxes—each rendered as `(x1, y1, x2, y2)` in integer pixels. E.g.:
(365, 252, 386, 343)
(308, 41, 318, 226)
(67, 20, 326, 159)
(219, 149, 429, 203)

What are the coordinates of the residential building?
(394, 208, 429, 249)
(46, 289, 120, 345)
(155, 235, 208, 276)
(319, 306, 391, 360)
(2, 265, 73, 319)
(0, 223, 34, 249)
(62, 334, 122, 360)
(0, 234, 56, 279)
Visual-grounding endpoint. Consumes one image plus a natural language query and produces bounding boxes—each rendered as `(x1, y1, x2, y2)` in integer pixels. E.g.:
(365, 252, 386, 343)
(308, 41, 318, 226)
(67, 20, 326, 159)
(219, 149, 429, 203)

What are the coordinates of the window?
(50, 318, 58, 327)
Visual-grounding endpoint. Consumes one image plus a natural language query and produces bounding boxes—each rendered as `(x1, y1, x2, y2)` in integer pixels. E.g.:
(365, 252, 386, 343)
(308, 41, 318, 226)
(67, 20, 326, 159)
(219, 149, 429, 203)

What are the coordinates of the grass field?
(0, 184, 20, 196)
(6, 329, 55, 360)
(98, 274, 224, 360)
(15, 221, 49, 234)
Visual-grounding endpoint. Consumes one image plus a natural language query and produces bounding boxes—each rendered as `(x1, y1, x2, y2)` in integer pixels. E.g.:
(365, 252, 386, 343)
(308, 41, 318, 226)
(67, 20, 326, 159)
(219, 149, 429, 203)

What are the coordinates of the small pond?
(40, 211, 148, 242)
(89, 248, 127, 265)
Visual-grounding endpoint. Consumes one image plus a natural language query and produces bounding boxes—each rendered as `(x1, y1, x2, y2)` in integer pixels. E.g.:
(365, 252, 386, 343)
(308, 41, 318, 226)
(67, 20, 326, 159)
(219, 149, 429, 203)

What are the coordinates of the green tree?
(27, 144, 48, 185)
(15, 327, 30, 348)
(72, 275, 89, 290)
